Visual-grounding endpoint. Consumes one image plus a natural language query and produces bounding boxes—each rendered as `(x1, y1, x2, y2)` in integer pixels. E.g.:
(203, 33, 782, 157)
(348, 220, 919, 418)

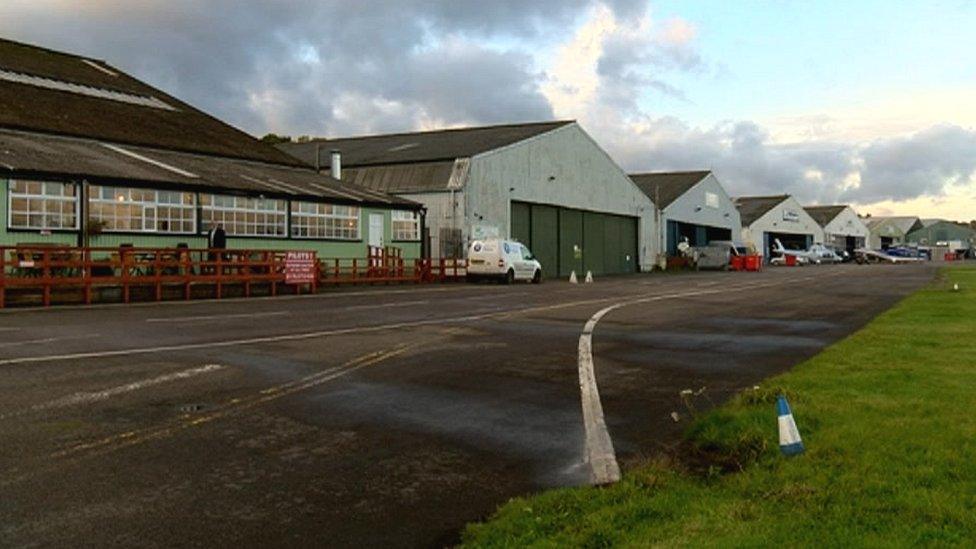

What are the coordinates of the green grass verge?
(463, 266, 976, 547)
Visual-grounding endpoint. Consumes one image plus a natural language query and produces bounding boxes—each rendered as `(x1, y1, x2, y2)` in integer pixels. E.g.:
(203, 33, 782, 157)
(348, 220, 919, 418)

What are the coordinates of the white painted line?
(0, 272, 838, 367)
(146, 311, 289, 323)
(0, 292, 658, 366)
(0, 327, 21, 332)
(343, 300, 429, 311)
(0, 364, 224, 420)
(0, 334, 100, 349)
(575, 274, 835, 485)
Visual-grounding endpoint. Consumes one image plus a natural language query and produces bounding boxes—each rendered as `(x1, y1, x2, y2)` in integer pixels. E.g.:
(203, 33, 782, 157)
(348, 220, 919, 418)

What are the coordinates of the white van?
(466, 239, 543, 284)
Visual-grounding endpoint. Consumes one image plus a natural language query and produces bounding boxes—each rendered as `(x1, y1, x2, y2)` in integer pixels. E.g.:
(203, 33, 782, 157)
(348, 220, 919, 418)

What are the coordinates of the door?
(369, 213, 384, 248)
(558, 208, 584, 277)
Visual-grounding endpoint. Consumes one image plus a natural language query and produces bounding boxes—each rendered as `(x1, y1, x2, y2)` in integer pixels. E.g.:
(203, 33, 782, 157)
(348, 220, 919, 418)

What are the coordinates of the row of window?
(6, 180, 420, 241)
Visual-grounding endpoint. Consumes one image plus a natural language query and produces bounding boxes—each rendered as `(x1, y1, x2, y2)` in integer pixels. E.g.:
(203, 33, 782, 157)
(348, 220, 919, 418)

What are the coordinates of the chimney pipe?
(331, 149, 342, 180)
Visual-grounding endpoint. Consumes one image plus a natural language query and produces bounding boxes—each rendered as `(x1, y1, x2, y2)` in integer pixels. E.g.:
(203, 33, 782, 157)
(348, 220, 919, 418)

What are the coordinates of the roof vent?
(388, 143, 420, 152)
(81, 59, 118, 77)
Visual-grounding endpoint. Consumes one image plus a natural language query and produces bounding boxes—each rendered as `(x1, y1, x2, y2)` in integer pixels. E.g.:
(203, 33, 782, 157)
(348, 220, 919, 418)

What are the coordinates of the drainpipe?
(420, 207, 429, 259)
(78, 179, 88, 248)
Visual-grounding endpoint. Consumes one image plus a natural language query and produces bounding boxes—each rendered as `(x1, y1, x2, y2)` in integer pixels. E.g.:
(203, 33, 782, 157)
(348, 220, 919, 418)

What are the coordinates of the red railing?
(0, 244, 467, 308)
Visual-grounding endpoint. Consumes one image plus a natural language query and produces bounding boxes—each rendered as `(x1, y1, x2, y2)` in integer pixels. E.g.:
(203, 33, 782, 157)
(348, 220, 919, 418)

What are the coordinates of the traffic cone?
(777, 395, 805, 456)
(584, 271, 594, 283)
(569, 271, 578, 284)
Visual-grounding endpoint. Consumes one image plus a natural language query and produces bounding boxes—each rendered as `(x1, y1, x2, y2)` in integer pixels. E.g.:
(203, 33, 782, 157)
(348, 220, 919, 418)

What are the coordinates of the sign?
(782, 210, 800, 223)
(705, 192, 719, 209)
(285, 251, 316, 285)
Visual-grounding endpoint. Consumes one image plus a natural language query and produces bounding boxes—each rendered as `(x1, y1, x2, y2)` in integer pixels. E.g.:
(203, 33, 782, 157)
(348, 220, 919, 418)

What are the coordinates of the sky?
(1, 0, 975, 220)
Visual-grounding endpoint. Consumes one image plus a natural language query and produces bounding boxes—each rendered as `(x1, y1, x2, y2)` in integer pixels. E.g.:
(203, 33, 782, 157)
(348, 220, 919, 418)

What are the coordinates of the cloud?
(844, 124, 976, 202)
(1, 1, 974, 216)
(0, 0, 626, 136)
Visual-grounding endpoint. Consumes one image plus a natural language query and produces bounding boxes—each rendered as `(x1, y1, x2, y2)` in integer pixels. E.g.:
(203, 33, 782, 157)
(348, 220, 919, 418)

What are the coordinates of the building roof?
(0, 128, 417, 208)
(628, 171, 710, 209)
(342, 161, 460, 194)
(277, 120, 575, 168)
(0, 37, 300, 166)
(863, 216, 922, 234)
(803, 205, 848, 227)
(734, 195, 790, 226)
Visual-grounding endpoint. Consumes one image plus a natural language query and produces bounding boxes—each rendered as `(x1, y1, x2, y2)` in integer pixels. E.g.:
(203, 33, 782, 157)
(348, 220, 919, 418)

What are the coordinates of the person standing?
(207, 223, 227, 250)
(206, 223, 227, 274)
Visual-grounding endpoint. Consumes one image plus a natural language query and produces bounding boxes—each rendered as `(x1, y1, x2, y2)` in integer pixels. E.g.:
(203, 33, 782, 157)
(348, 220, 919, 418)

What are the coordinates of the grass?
(463, 266, 976, 547)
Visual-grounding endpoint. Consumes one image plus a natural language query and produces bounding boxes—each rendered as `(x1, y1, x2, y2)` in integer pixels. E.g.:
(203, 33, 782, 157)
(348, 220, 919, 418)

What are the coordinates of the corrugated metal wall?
(511, 200, 637, 277)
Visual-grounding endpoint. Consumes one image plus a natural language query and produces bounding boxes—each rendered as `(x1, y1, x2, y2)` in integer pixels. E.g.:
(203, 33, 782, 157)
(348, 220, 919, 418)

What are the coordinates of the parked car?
(466, 239, 543, 284)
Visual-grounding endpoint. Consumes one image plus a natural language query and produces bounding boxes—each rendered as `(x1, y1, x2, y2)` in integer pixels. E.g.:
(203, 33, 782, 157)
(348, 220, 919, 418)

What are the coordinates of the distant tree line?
(260, 134, 314, 144)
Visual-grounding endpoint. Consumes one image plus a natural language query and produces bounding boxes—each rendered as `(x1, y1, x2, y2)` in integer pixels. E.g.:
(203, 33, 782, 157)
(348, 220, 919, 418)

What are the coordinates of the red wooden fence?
(0, 245, 466, 308)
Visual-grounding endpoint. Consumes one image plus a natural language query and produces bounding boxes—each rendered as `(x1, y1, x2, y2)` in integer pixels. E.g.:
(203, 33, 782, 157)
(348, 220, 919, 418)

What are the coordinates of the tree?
(259, 133, 293, 144)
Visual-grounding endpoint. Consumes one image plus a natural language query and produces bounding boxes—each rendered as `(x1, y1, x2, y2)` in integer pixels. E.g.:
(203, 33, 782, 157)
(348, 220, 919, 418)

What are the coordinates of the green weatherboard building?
(0, 38, 422, 259)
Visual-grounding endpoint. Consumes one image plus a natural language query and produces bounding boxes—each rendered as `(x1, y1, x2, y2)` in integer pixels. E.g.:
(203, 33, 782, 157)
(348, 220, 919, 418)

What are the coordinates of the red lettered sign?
(285, 251, 316, 285)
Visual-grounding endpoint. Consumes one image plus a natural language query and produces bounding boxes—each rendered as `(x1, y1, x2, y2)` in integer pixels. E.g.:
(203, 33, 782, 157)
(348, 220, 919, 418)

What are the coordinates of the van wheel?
(532, 269, 542, 284)
(505, 269, 515, 285)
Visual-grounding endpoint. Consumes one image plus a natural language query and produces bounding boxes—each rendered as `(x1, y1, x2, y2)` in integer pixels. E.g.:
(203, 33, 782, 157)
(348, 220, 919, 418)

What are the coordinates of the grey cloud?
(0, 0, 613, 136)
(591, 117, 857, 203)
(843, 124, 976, 202)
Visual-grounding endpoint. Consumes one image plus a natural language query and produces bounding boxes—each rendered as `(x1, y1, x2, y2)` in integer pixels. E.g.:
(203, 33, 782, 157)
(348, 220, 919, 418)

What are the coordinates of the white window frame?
(6, 179, 79, 231)
(290, 201, 361, 240)
(88, 185, 196, 234)
(391, 210, 421, 241)
(200, 193, 287, 237)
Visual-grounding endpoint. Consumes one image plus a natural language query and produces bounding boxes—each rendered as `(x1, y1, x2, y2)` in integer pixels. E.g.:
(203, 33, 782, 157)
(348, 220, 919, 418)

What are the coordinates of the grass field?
(463, 267, 976, 547)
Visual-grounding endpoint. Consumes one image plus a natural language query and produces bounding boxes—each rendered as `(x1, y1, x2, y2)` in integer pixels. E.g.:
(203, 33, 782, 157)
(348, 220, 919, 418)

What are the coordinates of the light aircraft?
(854, 248, 926, 264)
(771, 239, 842, 265)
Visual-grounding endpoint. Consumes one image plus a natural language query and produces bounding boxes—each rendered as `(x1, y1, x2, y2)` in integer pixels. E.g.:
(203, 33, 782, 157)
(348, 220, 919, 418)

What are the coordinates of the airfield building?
(0, 38, 420, 258)
(735, 195, 825, 260)
(279, 122, 656, 276)
(629, 171, 741, 258)
(804, 205, 870, 254)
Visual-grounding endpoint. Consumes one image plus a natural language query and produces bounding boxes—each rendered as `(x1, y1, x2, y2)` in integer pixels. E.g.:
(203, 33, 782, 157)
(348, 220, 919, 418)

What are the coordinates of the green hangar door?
(510, 201, 637, 278)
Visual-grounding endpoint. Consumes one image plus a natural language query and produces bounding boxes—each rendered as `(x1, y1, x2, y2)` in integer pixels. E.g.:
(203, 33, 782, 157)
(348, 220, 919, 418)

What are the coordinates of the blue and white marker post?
(777, 395, 805, 456)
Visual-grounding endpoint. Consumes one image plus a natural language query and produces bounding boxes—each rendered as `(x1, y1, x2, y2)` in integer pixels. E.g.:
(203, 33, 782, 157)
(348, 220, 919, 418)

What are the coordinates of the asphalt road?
(0, 263, 936, 547)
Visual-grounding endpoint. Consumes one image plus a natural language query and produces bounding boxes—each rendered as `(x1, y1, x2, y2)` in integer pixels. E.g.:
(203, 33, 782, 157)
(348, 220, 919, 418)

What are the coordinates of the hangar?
(804, 205, 869, 254)
(864, 216, 923, 249)
(629, 171, 741, 258)
(0, 38, 419, 257)
(280, 121, 656, 276)
(906, 219, 976, 248)
(735, 195, 824, 260)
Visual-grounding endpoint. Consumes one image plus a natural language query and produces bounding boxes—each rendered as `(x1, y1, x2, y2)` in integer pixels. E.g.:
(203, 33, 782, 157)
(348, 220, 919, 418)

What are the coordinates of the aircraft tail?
(772, 238, 786, 253)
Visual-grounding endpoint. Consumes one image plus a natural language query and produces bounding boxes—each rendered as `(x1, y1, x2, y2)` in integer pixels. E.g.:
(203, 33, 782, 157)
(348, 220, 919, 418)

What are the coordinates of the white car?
(466, 239, 543, 284)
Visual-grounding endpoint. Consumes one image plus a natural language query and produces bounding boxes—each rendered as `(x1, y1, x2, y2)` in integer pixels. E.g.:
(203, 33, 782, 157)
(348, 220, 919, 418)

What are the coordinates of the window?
(200, 194, 286, 237)
(7, 179, 78, 230)
(290, 202, 360, 240)
(89, 185, 195, 233)
(392, 210, 420, 241)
